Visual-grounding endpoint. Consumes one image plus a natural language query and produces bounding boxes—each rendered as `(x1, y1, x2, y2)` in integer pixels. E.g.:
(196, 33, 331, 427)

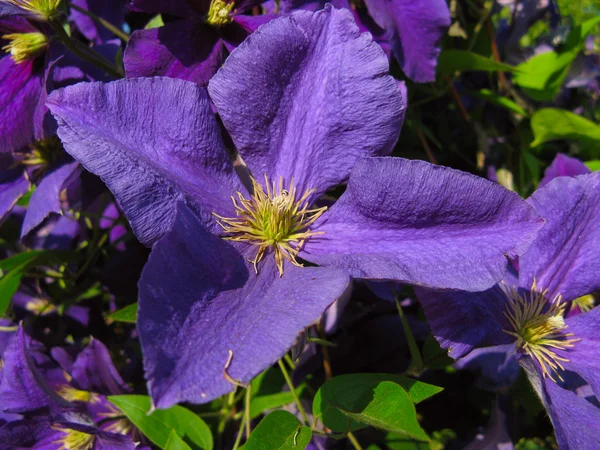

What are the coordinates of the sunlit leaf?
(108, 303, 138, 323)
(437, 50, 518, 75)
(244, 410, 311, 450)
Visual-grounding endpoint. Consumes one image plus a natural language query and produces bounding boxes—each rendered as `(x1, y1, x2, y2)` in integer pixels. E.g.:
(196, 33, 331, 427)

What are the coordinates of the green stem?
(69, 3, 130, 42)
(232, 386, 252, 450)
(347, 432, 363, 450)
(394, 293, 424, 374)
(278, 359, 308, 425)
(48, 19, 123, 78)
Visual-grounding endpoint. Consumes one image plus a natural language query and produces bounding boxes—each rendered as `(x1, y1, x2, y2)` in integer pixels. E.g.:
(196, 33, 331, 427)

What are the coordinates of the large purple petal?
(542, 378, 600, 449)
(71, 0, 126, 44)
(21, 160, 80, 237)
(363, 0, 450, 82)
(47, 77, 244, 246)
(454, 344, 519, 392)
(538, 153, 591, 188)
(415, 285, 512, 359)
(520, 173, 600, 301)
(124, 21, 227, 86)
(0, 56, 44, 152)
(208, 6, 404, 200)
(302, 158, 543, 291)
(138, 205, 351, 408)
(71, 339, 129, 396)
(0, 155, 29, 221)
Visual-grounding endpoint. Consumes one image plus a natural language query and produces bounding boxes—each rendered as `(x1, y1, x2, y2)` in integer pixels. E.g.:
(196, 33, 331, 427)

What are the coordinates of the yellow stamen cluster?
(2, 31, 48, 64)
(22, 136, 63, 168)
(503, 281, 579, 381)
(51, 426, 95, 450)
(206, 0, 234, 26)
(1, 0, 62, 21)
(573, 294, 595, 313)
(25, 297, 57, 316)
(56, 385, 100, 403)
(213, 175, 327, 276)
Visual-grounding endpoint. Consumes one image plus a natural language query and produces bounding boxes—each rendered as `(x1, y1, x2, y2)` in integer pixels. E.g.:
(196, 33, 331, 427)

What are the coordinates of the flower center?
(213, 175, 327, 276)
(25, 297, 57, 316)
(56, 385, 100, 403)
(22, 136, 63, 169)
(51, 426, 95, 450)
(206, 0, 234, 26)
(2, 31, 48, 64)
(502, 281, 579, 381)
(1, 0, 62, 21)
(573, 294, 595, 313)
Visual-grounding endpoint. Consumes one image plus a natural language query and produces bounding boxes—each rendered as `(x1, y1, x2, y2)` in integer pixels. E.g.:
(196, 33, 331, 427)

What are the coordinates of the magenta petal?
(47, 77, 243, 246)
(208, 6, 404, 199)
(124, 21, 227, 86)
(520, 173, 600, 301)
(302, 157, 543, 291)
(363, 0, 450, 82)
(138, 205, 350, 407)
(538, 153, 591, 188)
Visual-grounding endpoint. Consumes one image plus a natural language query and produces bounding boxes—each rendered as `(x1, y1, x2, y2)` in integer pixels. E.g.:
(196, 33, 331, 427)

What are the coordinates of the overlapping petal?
(47, 77, 244, 246)
(208, 6, 404, 200)
(520, 173, 600, 301)
(301, 157, 543, 291)
(138, 206, 350, 407)
(538, 153, 591, 188)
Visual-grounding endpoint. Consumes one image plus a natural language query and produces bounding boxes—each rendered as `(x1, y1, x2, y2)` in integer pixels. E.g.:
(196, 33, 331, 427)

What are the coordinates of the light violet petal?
(47, 77, 243, 246)
(302, 158, 543, 291)
(138, 205, 351, 407)
(208, 6, 403, 199)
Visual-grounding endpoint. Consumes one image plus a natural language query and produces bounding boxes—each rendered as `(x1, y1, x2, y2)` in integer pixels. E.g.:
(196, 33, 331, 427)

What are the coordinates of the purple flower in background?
(269, 0, 450, 82)
(538, 152, 591, 188)
(0, 326, 137, 449)
(123, 0, 276, 85)
(48, 7, 541, 408)
(416, 172, 600, 449)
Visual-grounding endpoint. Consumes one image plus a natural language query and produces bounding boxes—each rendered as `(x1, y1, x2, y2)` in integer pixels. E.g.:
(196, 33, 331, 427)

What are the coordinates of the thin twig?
(278, 359, 308, 425)
(69, 3, 130, 42)
(417, 128, 438, 164)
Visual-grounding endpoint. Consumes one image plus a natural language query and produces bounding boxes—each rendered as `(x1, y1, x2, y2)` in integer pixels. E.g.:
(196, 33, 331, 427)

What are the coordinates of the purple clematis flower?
(123, 0, 276, 85)
(416, 171, 600, 449)
(48, 7, 541, 408)
(269, 0, 451, 82)
(0, 326, 138, 449)
(538, 152, 591, 188)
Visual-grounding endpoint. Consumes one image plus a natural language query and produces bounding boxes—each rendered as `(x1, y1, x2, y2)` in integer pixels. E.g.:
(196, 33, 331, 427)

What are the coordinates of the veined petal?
(47, 77, 244, 246)
(138, 205, 350, 408)
(363, 0, 450, 83)
(124, 21, 227, 86)
(302, 157, 543, 291)
(208, 6, 404, 201)
(520, 173, 600, 302)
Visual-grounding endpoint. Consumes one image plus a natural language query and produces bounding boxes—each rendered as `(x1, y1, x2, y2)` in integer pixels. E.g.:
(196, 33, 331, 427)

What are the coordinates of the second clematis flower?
(47, 6, 542, 408)
(416, 171, 600, 449)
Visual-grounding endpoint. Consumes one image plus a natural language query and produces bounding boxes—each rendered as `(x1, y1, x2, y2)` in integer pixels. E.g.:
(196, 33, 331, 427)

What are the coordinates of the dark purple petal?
(231, 13, 277, 34)
(520, 173, 600, 301)
(21, 160, 80, 237)
(363, 0, 450, 82)
(415, 285, 512, 359)
(70, 0, 126, 44)
(542, 378, 600, 449)
(454, 344, 519, 392)
(124, 21, 227, 86)
(538, 153, 591, 188)
(47, 77, 244, 246)
(208, 6, 404, 200)
(138, 205, 350, 407)
(0, 155, 29, 221)
(0, 419, 59, 449)
(129, 0, 203, 16)
(0, 56, 44, 152)
(302, 158, 543, 291)
(71, 339, 129, 395)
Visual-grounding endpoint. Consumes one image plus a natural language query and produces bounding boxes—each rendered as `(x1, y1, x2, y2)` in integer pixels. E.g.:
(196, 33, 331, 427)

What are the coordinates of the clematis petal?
(21, 160, 80, 237)
(124, 21, 227, 86)
(454, 344, 519, 392)
(70, 0, 126, 45)
(520, 173, 600, 301)
(302, 157, 543, 291)
(538, 153, 591, 188)
(541, 378, 600, 449)
(208, 6, 404, 200)
(138, 205, 350, 408)
(0, 155, 29, 222)
(129, 0, 202, 17)
(363, 0, 450, 83)
(415, 285, 512, 359)
(47, 77, 243, 246)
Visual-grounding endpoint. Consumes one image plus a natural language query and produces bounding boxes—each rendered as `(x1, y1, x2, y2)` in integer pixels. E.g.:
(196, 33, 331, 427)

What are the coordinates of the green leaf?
(333, 382, 428, 441)
(244, 410, 311, 450)
(531, 108, 600, 150)
(0, 263, 26, 317)
(249, 368, 305, 419)
(313, 374, 442, 434)
(585, 160, 600, 172)
(437, 50, 518, 75)
(145, 14, 164, 29)
(108, 395, 213, 450)
(108, 303, 138, 323)
(470, 89, 529, 117)
(165, 430, 193, 450)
